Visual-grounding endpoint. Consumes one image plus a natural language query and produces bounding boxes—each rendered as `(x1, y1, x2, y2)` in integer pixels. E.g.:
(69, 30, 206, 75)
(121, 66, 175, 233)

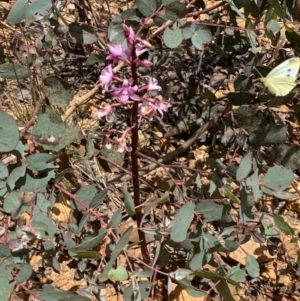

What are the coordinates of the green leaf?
(77, 212, 90, 234)
(122, 184, 135, 216)
(272, 191, 295, 200)
(165, 1, 187, 20)
(18, 168, 55, 193)
(246, 254, 259, 278)
(107, 209, 122, 228)
(189, 250, 212, 270)
(43, 240, 56, 255)
(208, 172, 222, 194)
(225, 0, 245, 19)
(52, 256, 60, 272)
(266, 19, 280, 34)
(32, 213, 56, 238)
(245, 18, 257, 49)
(34, 284, 76, 300)
(71, 185, 97, 211)
(36, 193, 51, 214)
(0, 161, 8, 179)
(177, 279, 206, 297)
(32, 110, 65, 134)
(86, 54, 105, 66)
(195, 200, 231, 222)
(153, 12, 168, 26)
(261, 166, 294, 195)
(169, 268, 192, 280)
(273, 214, 294, 236)
(162, 0, 177, 4)
(0, 63, 29, 79)
(0, 244, 11, 258)
(246, 169, 261, 202)
(15, 263, 33, 284)
(0, 259, 15, 301)
(54, 168, 74, 184)
(216, 279, 236, 301)
(3, 191, 24, 218)
(249, 125, 286, 145)
(170, 202, 195, 242)
(0, 111, 19, 152)
(286, 30, 300, 53)
(224, 187, 241, 204)
(163, 24, 183, 48)
(26, 153, 56, 171)
(121, 8, 141, 21)
(123, 280, 151, 301)
(236, 152, 252, 181)
(135, 0, 158, 17)
(194, 270, 224, 280)
(99, 144, 125, 172)
(6, 0, 28, 24)
(90, 188, 108, 208)
(227, 265, 246, 283)
(108, 266, 130, 281)
(266, 0, 284, 18)
(24, 0, 54, 22)
(70, 228, 107, 252)
(43, 76, 74, 108)
(270, 144, 300, 171)
(69, 22, 99, 45)
(181, 22, 196, 39)
(99, 227, 133, 282)
(191, 27, 212, 50)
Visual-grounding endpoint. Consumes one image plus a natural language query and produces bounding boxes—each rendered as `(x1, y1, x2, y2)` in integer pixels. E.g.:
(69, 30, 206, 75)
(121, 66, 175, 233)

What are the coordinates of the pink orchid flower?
(99, 65, 114, 90)
(111, 79, 141, 104)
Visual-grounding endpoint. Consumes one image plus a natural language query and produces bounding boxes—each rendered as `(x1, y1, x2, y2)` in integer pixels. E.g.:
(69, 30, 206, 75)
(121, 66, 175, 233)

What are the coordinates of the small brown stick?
(19, 96, 45, 139)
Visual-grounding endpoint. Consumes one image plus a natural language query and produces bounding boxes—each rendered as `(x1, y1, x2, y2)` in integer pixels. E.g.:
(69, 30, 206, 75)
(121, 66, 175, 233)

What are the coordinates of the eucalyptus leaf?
(246, 254, 260, 278)
(0, 63, 29, 79)
(15, 263, 33, 285)
(43, 76, 74, 108)
(163, 24, 183, 48)
(273, 214, 294, 236)
(261, 166, 294, 195)
(107, 209, 122, 228)
(108, 266, 130, 281)
(0, 161, 8, 179)
(122, 184, 135, 216)
(170, 202, 195, 242)
(236, 152, 252, 181)
(0, 110, 19, 152)
(99, 227, 133, 282)
(135, 0, 158, 17)
(71, 229, 107, 252)
(6, 0, 28, 23)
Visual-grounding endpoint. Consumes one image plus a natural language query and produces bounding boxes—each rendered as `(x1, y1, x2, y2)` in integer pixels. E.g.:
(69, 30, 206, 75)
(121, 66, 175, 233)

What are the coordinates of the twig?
(54, 183, 107, 226)
(19, 97, 45, 139)
(19, 284, 42, 301)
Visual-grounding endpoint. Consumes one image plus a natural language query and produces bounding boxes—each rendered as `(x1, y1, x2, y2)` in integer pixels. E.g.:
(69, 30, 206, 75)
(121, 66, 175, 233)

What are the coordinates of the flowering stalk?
(127, 27, 150, 262)
(98, 25, 171, 263)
